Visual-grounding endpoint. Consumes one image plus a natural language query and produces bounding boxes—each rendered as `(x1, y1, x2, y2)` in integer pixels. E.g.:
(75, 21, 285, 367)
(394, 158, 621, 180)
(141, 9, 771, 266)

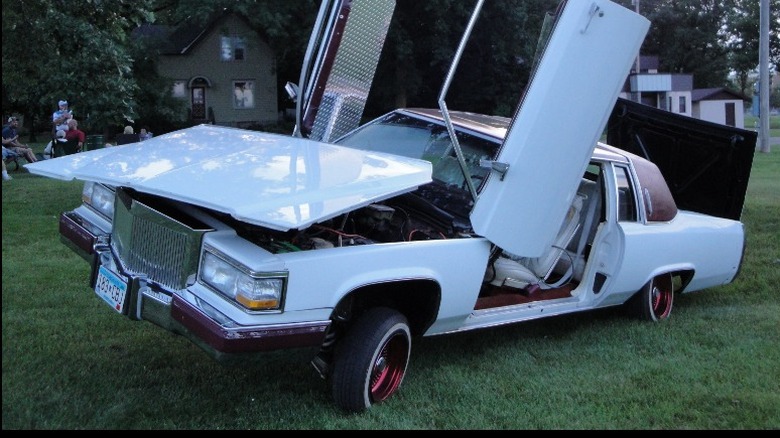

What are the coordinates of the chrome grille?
(111, 189, 212, 291)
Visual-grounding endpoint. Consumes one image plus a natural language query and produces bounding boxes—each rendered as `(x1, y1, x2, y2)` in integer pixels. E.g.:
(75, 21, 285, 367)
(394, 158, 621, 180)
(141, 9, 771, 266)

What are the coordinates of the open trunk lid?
(607, 97, 757, 221)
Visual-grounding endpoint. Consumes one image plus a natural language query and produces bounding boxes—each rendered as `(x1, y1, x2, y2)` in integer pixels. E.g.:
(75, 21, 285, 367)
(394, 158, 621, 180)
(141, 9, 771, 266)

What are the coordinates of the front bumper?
(59, 210, 105, 262)
(61, 209, 329, 360)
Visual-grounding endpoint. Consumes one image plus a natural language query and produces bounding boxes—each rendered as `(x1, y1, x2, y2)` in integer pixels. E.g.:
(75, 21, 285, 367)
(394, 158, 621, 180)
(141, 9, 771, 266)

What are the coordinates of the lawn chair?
(115, 133, 140, 145)
(53, 139, 81, 157)
(3, 148, 23, 171)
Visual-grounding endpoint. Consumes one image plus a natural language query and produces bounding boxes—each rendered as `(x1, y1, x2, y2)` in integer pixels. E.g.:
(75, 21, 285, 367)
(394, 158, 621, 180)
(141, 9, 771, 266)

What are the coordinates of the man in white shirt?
(52, 100, 73, 133)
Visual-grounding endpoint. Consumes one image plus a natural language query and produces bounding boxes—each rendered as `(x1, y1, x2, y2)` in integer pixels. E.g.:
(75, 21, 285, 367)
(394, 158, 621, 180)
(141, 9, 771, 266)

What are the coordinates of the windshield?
(335, 112, 499, 191)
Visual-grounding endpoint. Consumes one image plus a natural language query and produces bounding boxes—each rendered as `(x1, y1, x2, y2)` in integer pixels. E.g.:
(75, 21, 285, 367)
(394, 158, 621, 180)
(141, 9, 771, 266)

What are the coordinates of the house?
(134, 12, 278, 128)
(620, 56, 694, 117)
(619, 55, 747, 128)
(691, 88, 749, 128)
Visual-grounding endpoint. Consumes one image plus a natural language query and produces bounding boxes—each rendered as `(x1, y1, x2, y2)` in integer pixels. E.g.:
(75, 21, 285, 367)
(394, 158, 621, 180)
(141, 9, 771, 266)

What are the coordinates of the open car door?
(294, 0, 396, 143)
(470, 0, 649, 258)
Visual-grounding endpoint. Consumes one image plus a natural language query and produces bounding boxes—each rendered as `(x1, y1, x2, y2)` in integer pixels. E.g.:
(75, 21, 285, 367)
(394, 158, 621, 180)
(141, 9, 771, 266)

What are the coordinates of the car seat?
(488, 191, 585, 290)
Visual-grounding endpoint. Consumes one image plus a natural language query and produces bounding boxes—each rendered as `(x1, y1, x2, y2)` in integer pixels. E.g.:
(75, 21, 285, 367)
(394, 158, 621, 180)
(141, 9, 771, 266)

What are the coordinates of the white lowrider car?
(26, 0, 756, 412)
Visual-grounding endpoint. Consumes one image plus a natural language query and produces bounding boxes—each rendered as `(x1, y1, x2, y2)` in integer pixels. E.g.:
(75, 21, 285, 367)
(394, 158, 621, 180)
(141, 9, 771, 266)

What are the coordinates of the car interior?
(476, 167, 603, 309)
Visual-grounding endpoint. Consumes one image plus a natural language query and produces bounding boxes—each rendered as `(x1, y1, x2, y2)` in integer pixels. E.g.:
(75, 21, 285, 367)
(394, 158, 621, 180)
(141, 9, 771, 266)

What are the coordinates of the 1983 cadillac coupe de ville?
(26, 0, 756, 412)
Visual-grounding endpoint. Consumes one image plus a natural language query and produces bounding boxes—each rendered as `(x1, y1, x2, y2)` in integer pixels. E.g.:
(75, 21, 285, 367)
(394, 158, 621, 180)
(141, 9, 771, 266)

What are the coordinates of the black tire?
(331, 307, 411, 413)
(629, 273, 674, 322)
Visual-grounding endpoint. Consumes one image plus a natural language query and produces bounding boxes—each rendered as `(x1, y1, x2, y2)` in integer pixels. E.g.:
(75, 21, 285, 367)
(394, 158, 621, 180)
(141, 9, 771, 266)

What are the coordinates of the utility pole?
(759, 0, 771, 153)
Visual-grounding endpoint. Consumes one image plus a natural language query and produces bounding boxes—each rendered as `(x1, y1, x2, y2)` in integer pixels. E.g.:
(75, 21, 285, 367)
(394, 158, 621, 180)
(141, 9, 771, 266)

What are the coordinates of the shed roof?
(691, 88, 750, 102)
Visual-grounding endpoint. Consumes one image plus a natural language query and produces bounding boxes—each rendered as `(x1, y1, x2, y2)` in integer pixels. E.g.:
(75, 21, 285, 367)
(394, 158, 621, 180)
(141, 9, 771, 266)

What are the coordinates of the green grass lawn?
(744, 114, 780, 137)
(2, 150, 779, 429)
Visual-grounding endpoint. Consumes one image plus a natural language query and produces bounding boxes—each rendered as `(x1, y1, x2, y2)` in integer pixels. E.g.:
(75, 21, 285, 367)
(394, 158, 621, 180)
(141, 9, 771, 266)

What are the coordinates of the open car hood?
(607, 98, 757, 221)
(24, 125, 432, 231)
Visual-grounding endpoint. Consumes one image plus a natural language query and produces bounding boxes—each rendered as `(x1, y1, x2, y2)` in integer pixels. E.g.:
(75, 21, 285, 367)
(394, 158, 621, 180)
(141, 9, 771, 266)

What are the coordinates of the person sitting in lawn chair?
(2, 144, 19, 180)
(2, 116, 37, 163)
(65, 119, 86, 152)
(43, 129, 68, 160)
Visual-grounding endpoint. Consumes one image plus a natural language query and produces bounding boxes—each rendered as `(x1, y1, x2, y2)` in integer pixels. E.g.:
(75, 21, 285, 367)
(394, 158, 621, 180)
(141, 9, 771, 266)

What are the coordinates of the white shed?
(691, 88, 750, 129)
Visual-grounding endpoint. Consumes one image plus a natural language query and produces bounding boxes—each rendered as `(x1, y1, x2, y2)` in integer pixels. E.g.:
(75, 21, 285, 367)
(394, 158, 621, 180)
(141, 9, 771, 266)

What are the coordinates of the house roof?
(131, 11, 254, 55)
(639, 55, 658, 70)
(163, 20, 211, 54)
(692, 88, 750, 102)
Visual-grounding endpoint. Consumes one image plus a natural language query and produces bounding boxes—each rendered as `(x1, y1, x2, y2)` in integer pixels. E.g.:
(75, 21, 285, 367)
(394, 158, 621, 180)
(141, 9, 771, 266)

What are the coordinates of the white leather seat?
(489, 192, 585, 289)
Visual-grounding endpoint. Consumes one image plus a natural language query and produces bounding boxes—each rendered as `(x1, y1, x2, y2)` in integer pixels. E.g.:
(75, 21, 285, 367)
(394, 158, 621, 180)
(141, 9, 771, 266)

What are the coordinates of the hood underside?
(607, 98, 757, 221)
(24, 124, 432, 231)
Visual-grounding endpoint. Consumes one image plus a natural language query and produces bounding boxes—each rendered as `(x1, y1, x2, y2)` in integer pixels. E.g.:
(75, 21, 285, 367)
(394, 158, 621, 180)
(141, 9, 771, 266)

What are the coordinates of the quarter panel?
(613, 213, 744, 297)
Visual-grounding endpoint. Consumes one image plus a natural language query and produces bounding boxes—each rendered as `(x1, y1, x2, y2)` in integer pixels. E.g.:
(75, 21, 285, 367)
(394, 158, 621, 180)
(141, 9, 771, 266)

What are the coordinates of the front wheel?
(331, 307, 411, 413)
(629, 273, 674, 322)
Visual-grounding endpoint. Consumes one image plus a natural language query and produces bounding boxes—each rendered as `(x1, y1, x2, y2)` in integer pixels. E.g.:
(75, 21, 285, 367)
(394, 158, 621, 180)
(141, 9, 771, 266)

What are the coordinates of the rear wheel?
(331, 307, 411, 413)
(629, 273, 674, 322)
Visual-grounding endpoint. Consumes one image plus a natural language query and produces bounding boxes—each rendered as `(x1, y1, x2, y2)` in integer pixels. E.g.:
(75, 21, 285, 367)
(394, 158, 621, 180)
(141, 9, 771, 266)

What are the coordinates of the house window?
(233, 81, 255, 109)
(172, 81, 187, 98)
(667, 96, 672, 112)
(679, 96, 687, 113)
(221, 36, 246, 61)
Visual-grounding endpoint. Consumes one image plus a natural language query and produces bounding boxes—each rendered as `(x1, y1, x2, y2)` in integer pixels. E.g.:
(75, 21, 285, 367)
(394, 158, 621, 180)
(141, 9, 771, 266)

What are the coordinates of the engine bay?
(216, 181, 475, 254)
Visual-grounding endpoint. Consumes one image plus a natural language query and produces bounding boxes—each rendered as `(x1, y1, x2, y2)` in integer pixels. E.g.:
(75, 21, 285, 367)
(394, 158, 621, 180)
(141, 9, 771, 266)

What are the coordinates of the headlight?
(200, 251, 286, 311)
(82, 182, 115, 220)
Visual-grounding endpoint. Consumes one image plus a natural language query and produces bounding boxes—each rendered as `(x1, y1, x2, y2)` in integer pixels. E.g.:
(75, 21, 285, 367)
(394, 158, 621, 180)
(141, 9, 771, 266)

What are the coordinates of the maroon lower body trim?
(171, 296, 329, 354)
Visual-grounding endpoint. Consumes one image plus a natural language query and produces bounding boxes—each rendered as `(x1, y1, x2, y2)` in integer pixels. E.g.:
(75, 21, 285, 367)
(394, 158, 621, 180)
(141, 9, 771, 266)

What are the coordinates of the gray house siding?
(156, 14, 278, 127)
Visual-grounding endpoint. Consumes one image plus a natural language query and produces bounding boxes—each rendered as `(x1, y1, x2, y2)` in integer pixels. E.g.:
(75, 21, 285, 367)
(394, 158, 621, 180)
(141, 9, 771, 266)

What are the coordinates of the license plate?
(95, 265, 129, 314)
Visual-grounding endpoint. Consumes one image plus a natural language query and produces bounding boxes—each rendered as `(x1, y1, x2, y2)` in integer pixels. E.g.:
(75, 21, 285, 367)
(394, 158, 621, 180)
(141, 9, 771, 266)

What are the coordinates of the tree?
(367, 0, 552, 118)
(4, 0, 774, 139)
(127, 37, 188, 135)
(771, 82, 780, 109)
(448, 0, 554, 116)
(2, 0, 156, 139)
(614, 0, 779, 94)
(722, 0, 780, 96)
(638, 0, 732, 88)
(159, 0, 550, 119)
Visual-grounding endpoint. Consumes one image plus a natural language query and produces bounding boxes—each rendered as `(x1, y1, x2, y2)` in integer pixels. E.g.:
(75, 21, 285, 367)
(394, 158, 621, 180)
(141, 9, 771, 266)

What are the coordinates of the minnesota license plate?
(95, 265, 129, 314)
